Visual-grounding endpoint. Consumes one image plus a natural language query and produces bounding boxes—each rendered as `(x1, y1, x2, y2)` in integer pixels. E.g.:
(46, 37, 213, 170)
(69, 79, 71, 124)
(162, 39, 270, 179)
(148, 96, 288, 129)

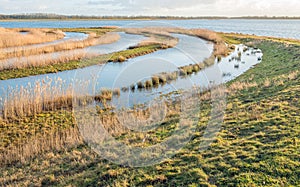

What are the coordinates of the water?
(0, 33, 261, 108)
(88, 32, 146, 54)
(108, 44, 262, 107)
(0, 34, 212, 92)
(1, 19, 300, 39)
(1, 32, 146, 69)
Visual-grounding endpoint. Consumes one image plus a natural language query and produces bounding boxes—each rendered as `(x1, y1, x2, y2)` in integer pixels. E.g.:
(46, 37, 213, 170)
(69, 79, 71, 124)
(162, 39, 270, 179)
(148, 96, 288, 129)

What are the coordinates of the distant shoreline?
(1, 14, 300, 21)
(1, 18, 300, 22)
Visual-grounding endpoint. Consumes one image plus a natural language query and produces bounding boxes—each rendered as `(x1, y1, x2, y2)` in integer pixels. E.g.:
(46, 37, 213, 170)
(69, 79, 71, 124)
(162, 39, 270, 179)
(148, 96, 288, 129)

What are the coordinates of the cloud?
(0, 0, 299, 16)
(125, 0, 217, 10)
(87, 0, 116, 5)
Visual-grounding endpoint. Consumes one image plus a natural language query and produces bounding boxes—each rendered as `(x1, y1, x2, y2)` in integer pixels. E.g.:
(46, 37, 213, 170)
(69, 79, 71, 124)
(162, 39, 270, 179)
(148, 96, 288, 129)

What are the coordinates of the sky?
(0, 0, 300, 17)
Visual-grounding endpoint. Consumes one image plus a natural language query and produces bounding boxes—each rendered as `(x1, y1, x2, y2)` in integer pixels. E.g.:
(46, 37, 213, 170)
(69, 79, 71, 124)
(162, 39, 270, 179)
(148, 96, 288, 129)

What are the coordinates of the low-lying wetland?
(1, 26, 299, 186)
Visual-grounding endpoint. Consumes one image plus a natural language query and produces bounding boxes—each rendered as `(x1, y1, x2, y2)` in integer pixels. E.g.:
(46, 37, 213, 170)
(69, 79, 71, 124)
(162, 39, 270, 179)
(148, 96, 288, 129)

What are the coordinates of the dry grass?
(0, 32, 120, 60)
(190, 29, 229, 56)
(1, 78, 74, 120)
(124, 27, 179, 48)
(0, 79, 123, 121)
(219, 32, 300, 46)
(229, 81, 258, 92)
(0, 126, 82, 166)
(287, 70, 299, 80)
(0, 28, 65, 48)
(124, 27, 229, 57)
(0, 49, 97, 71)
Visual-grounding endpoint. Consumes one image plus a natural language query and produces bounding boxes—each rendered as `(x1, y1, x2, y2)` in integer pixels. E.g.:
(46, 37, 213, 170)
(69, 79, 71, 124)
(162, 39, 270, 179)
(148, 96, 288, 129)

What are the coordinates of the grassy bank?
(1, 36, 299, 186)
(0, 44, 164, 80)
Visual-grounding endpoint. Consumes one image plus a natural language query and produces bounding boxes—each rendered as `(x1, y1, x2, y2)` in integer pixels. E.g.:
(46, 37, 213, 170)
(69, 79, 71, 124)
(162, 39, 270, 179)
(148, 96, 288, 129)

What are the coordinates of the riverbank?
(0, 35, 299, 186)
(0, 27, 224, 80)
(0, 43, 164, 80)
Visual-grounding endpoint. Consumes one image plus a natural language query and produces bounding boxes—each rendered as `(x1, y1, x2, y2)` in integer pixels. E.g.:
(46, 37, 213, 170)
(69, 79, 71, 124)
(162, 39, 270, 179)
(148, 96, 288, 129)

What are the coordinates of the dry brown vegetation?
(0, 79, 123, 122)
(0, 32, 120, 60)
(0, 33, 120, 70)
(0, 27, 227, 73)
(0, 85, 200, 165)
(0, 49, 97, 71)
(0, 28, 65, 48)
(1, 125, 82, 166)
(1, 78, 74, 120)
(219, 32, 300, 46)
(173, 28, 229, 56)
(124, 27, 179, 48)
(123, 27, 229, 57)
(0, 27, 231, 166)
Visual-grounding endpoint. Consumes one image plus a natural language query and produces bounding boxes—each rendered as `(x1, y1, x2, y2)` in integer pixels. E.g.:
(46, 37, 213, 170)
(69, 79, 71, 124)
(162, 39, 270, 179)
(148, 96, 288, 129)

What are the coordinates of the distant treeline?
(0, 13, 299, 20)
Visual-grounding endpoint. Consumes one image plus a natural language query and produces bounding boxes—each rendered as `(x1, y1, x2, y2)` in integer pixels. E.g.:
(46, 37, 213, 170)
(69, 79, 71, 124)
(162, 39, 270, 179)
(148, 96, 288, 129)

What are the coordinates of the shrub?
(166, 72, 178, 81)
(113, 88, 121, 97)
(152, 76, 160, 86)
(137, 82, 145, 89)
(158, 75, 167, 84)
(217, 56, 222, 62)
(100, 89, 113, 100)
(118, 55, 126, 62)
(121, 87, 129, 92)
(192, 64, 200, 72)
(179, 69, 187, 76)
(130, 84, 136, 91)
(145, 80, 153, 88)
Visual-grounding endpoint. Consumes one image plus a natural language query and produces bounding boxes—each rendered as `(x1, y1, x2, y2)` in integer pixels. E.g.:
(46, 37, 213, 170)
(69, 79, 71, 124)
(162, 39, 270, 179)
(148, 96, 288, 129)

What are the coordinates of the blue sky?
(1, 0, 299, 16)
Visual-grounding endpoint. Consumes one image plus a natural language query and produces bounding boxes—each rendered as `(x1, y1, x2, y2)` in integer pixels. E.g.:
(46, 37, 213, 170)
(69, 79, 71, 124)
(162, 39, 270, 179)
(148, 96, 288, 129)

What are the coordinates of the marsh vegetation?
(0, 26, 299, 186)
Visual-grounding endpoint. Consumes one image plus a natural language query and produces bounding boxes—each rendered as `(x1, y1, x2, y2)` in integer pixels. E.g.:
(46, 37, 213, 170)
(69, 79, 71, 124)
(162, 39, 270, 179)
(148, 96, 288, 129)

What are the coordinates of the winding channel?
(0, 32, 263, 108)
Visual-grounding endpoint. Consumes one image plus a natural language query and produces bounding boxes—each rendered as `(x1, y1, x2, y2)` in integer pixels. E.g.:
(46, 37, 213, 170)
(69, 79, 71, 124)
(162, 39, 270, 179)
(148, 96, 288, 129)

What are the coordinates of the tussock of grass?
(152, 76, 160, 86)
(145, 80, 153, 88)
(137, 81, 145, 89)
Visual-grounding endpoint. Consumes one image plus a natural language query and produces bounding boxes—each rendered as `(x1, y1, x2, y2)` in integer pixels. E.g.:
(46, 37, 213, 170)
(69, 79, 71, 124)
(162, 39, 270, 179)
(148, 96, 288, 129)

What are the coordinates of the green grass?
(1, 38, 300, 186)
(108, 44, 162, 62)
(61, 27, 116, 36)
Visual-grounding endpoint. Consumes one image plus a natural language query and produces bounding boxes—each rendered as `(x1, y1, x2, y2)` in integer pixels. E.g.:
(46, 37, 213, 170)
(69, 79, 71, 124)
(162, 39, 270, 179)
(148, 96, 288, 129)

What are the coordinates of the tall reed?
(0, 28, 65, 48)
(0, 32, 120, 60)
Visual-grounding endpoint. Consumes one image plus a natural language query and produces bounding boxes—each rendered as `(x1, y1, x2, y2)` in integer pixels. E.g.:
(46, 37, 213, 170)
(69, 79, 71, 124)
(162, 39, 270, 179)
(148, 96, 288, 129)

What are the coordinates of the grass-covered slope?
(0, 38, 299, 186)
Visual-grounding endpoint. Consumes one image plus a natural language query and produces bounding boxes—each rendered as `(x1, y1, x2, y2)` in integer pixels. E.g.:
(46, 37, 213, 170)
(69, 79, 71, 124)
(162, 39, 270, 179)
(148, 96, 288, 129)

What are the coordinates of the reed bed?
(0, 76, 197, 165)
(124, 27, 179, 48)
(138, 35, 178, 48)
(0, 49, 98, 71)
(0, 78, 123, 121)
(0, 28, 65, 48)
(0, 32, 120, 60)
(1, 78, 74, 120)
(188, 29, 228, 56)
(124, 27, 229, 57)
